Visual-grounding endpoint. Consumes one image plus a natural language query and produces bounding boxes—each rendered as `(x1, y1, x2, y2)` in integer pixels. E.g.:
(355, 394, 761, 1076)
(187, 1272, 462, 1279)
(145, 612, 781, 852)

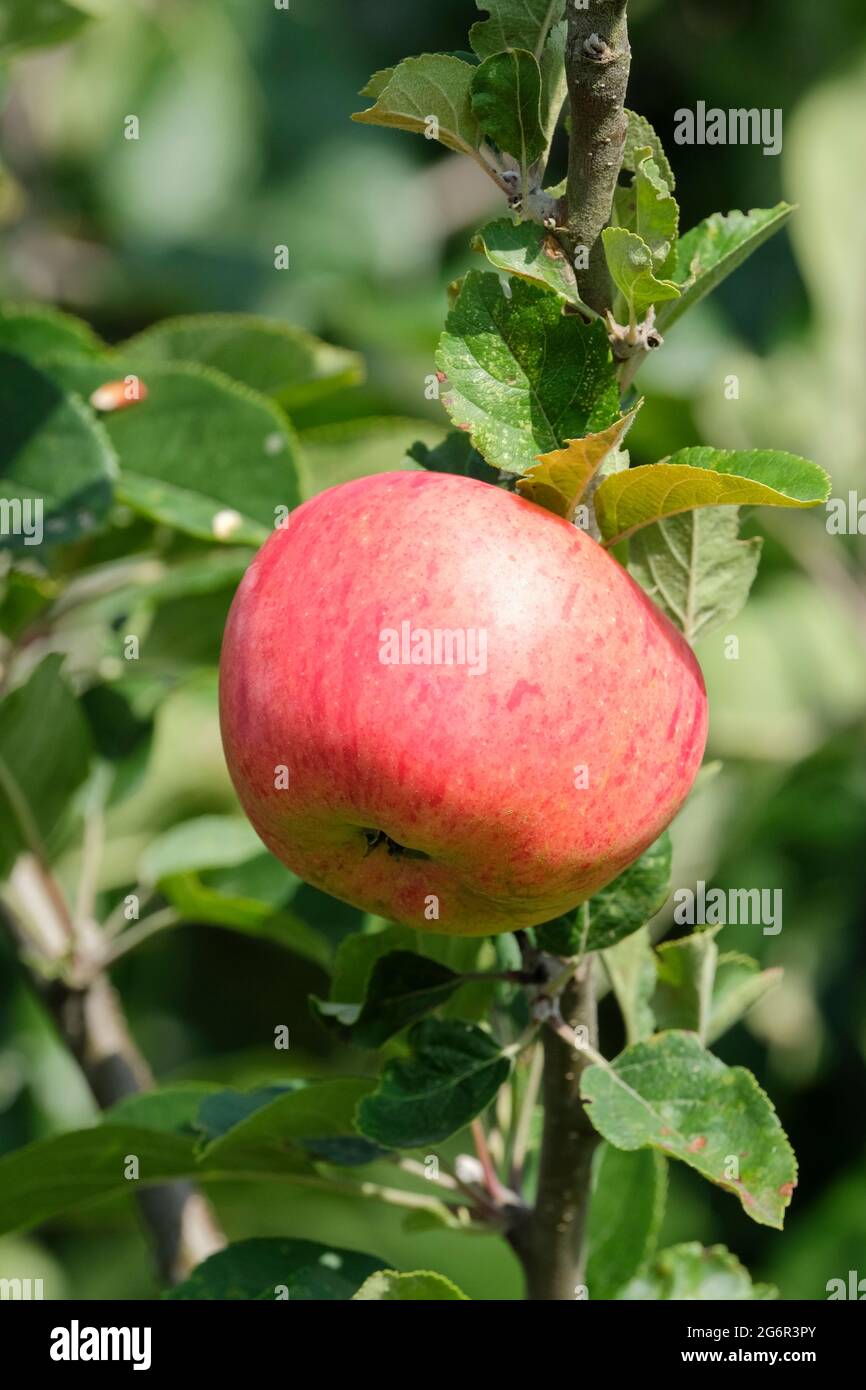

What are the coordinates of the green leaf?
(653, 929, 721, 1044)
(0, 1127, 198, 1236)
(602, 227, 680, 320)
(619, 1242, 777, 1301)
(313, 951, 464, 1048)
(0, 351, 116, 549)
(105, 1085, 221, 1136)
(658, 203, 794, 333)
(595, 447, 831, 547)
(358, 1019, 511, 1148)
(709, 953, 782, 1046)
(586, 832, 672, 953)
(0, 303, 103, 363)
(0, 655, 92, 876)
(633, 147, 679, 276)
(471, 217, 583, 307)
(0, 0, 90, 59)
(538, 20, 567, 150)
(329, 926, 414, 1002)
(622, 111, 675, 190)
(120, 315, 363, 411)
(156, 872, 333, 971)
(407, 430, 495, 481)
(200, 1079, 377, 1170)
(629, 508, 763, 644)
(353, 1269, 469, 1301)
(471, 50, 545, 172)
(516, 405, 640, 518)
(587, 1146, 667, 1300)
(470, 1, 565, 62)
(299, 416, 442, 497)
(139, 815, 264, 885)
(603, 927, 657, 1044)
(167, 1239, 384, 1301)
(436, 271, 619, 475)
(45, 358, 302, 545)
(581, 1031, 797, 1228)
(352, 54, 483, 159)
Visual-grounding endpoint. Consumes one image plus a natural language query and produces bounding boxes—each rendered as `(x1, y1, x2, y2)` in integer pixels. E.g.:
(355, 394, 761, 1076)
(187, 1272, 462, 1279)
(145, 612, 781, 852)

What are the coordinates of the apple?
(219, 470, 707, 936)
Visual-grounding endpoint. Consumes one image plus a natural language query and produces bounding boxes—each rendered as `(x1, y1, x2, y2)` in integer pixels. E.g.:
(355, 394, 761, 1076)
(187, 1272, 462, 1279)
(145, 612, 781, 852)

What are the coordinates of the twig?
(0, 893, 225, 1284)
(508, 957, 600, 1299)
(509, 1041, 543, 1191)
(565, 1, 631, 312)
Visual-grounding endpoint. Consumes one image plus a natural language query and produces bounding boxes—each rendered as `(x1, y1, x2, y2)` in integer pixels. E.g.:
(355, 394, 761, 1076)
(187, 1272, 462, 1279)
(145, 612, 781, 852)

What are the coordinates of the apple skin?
(219, 470, 707, 937)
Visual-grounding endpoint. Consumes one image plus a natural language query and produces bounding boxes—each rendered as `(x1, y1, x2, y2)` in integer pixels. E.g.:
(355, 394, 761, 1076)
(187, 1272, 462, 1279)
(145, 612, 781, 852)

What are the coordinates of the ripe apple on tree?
(219, 470, 707, 936)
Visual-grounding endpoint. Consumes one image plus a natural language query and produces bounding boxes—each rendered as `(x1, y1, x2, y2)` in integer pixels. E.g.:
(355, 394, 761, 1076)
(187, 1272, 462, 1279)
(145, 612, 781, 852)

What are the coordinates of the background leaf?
(653, 928, 721, 1044)
(121, 314, 363, 410)
(0, 656, 92, 875)
(313, 951, 463, 1049)
(0, 0, 90, 59)
(0, 351, 115, 549)
(602, 927, 657, 1044)
(167, 1238, 384, 1300)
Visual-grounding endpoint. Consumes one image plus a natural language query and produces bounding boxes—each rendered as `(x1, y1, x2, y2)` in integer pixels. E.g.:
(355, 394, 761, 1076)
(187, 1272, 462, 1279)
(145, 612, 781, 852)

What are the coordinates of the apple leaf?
(0, 655, 93, 877)
(587, 832, 672, 953)
(471, 218, 583, 307)
(105, 1085, 221, 1137)
(0, 0, 90, 59)
(167, 1239, 385, 1301)
(538, 20, 567, 149)
(154, 872, 333, 970)
(300, 416, 443, 496)
(120, 314, 363, 410)
(407, 430, 495, 481)
(0, 1127, 199, 1236)
(633, 146, 679, 277)
(658, 203, 794, 333)
(199, 1079, 377, 1170)
(622, 110, 675, 190)
(436, 271, 619, 475)
(517, 404, 641, 518)
(312, 951, 464, 1049)
(602, 927, 657, 1044)
(470, 1, 565, 62)
(471, 49, 546, 173)
(652, 928, 722, 1045)
(586, 1145, 667, 1301)
(139, 816, 264, 884)
(353, 1270, 469, 1301)
(357, 1019, 511, 1148)
(352, 54, 483, 159)
(596, 447, 831, 548)
(581, 1031, 797, 1228)
(602, 227, 681, 320)
(708, 953, 783, 1046)
(0, 303, 103, 363)
(629, 508, 763, 644)
(0, 351, 116, 550)
(619, 1242, 777, 1301)
(45, 358, 302, 545)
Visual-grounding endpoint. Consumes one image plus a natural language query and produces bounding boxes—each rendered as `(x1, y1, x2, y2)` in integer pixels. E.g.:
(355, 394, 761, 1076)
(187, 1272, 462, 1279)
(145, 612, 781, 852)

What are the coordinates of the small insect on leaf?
(89, 376, 149, 412)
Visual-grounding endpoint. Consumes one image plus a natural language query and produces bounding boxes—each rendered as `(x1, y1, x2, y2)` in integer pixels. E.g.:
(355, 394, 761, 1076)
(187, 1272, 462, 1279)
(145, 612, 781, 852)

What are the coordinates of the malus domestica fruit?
(219, 471, 707, 936)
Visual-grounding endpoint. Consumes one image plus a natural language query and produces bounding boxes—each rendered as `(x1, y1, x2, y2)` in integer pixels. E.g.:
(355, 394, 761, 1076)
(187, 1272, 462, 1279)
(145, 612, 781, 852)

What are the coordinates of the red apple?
(219, 470, 707, 936)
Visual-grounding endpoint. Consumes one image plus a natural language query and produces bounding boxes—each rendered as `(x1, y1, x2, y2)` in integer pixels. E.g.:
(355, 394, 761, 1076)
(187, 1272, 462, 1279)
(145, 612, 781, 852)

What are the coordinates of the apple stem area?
(507, 957, 600, 1298)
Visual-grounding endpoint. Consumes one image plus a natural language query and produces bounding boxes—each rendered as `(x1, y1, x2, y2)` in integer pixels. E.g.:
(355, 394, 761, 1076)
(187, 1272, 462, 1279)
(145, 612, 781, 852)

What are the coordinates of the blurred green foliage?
(1, 0, 865, 1300)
